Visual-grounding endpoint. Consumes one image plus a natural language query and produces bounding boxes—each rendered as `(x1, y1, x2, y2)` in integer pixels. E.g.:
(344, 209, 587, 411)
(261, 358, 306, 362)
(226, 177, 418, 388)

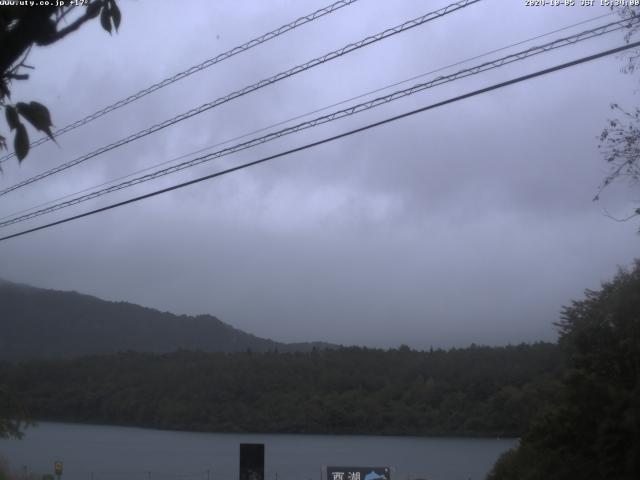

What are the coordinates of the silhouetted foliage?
(596, 7, 640, 226)
(0, 1, 120, 161)
(487, 260, 640, 480)
(0, 2, 121, 438)
(0, 385, 31, 439)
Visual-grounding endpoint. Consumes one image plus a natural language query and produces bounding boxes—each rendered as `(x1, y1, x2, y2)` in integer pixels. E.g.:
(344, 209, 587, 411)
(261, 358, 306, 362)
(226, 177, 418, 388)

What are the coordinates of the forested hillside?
(0, 343, 562, 437)
(0, 279, 331, 360)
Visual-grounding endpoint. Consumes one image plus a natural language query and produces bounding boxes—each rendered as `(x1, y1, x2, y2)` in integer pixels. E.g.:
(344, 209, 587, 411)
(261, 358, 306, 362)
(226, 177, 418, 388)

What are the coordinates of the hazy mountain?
(0, 279, 334, 361)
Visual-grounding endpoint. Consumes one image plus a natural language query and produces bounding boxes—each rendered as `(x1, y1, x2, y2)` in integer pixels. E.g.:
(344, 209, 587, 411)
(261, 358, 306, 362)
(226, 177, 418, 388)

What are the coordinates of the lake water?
(0, 422, 517, 480)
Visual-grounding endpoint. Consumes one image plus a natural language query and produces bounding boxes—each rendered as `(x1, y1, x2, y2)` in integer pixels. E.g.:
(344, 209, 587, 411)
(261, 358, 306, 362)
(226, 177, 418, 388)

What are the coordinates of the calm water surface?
(0, 422, 517, 480)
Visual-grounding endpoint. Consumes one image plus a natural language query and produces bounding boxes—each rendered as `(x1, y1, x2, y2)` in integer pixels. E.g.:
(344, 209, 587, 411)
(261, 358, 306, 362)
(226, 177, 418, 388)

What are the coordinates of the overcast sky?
(1, 0, 639, 349)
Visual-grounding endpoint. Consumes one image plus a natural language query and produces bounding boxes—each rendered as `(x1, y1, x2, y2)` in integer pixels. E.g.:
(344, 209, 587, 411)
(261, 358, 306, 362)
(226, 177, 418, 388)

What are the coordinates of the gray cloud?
(1, 0, 639, 349)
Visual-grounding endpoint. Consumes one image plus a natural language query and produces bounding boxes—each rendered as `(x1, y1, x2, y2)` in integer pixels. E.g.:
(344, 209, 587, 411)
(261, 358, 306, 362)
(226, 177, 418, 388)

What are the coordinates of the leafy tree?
(0, 0, 120, 162)
(596, 7, 640, 225)
(0, 0, 120, 440)
(0, 384, 31, 439)
(487, 260, 640, 480)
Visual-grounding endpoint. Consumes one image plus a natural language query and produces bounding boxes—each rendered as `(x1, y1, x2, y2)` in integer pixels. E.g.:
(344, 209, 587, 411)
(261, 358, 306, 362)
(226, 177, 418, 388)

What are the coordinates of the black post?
(239, 444, 264, 480)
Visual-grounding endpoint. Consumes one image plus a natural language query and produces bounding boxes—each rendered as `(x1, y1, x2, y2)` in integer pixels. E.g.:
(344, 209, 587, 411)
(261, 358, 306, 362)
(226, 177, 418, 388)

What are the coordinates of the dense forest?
(4, 261, 639, 480)
(0, 343, 562, 437)
(488, 261, 640, 480)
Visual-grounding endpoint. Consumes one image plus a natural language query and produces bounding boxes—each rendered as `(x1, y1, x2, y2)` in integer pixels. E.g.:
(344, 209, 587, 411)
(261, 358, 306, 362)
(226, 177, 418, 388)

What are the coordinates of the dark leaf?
(110, 0, 121, 31)
(14, 123, 29, 162)
(100, 5, 112, 34)
(33, 18, 57, 46)
(86, 0, 102, 18)
(5, 105, 19, 131)
(0, 80, 10, 100)
(16, 101, 55, 140)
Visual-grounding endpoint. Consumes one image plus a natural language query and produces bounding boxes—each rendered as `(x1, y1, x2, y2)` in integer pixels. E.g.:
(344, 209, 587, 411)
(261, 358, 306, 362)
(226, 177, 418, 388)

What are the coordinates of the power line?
(1, 17, 635, 229)
(1, 16, 632, 226)
(0, 0, 360, 165)
(0, 0, 481, 198)
(1, 40, 638, 243)
(0, 10, 616, 224)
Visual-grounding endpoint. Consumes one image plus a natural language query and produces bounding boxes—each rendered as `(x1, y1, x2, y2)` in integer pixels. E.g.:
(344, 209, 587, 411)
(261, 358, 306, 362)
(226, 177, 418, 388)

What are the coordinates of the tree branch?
(0, 1, 104, 74)
(38, 2, 104, 45)
(601, 205, 640, 222)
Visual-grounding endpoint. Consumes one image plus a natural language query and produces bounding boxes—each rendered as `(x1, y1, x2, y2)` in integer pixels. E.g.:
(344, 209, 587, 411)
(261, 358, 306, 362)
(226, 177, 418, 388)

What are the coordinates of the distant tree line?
(0, 343, 562, 437)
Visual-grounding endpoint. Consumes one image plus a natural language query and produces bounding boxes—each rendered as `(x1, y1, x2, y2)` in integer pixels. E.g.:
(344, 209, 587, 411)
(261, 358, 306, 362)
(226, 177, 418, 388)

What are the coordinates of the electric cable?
(0, 0, 360, 164)
(1, 40, 637, 243)
(0, 0, 481, 197)
(0, 17, 634, 229)
(0, 10, 617, 224)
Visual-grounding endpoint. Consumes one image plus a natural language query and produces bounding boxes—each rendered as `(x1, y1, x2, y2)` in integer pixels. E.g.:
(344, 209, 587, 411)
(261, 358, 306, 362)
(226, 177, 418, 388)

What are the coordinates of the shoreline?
(12, 419, 521, 441)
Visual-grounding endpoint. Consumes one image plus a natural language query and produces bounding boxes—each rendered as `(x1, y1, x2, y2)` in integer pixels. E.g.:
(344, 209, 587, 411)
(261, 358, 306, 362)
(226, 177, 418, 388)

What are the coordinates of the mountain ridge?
(0, 278, 335, 360)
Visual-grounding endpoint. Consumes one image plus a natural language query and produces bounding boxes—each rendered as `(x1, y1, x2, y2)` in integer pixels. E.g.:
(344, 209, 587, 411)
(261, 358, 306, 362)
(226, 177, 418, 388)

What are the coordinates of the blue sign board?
(326, 467, 390, 480)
